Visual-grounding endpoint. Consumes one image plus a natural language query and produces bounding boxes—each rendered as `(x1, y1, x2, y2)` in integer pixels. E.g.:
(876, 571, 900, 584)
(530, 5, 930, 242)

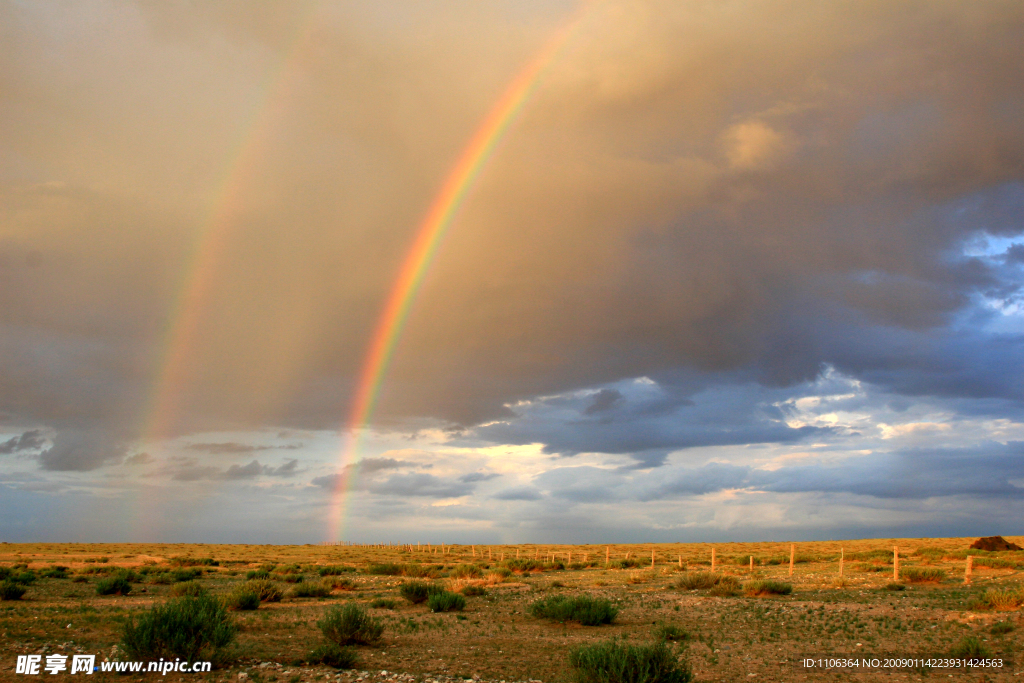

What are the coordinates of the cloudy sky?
(2, 0, 1023, 543)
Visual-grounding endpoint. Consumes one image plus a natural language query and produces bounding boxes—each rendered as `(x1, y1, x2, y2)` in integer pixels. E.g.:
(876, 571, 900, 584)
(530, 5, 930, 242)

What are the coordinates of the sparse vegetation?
(568, 638, 692, 683)
(369, 597, 397, 609)
(225, 589, 260, 610)
(949, 636, 990, 660)
(653, 623, 689, 642)
(743, 580, 792, 596)
(399, 580, 441, 604)
(121, 594, 236, 662)
(990, 621, 1015, 634)
(885, 582, 906, 591)
(291, 580, 332, 598)
(308, 643, 358, 669)
(318, 603, 384, 646)
(675, 572, 724, 590)
(427, 590, 466, 612)
(529, 595, 618, 625)
(900, 567, 945, 583)
(242, 579, 283, 603)
(0, 580, 26, 600)
(170, 580, 207, 597)
(95, 576, 132, 596)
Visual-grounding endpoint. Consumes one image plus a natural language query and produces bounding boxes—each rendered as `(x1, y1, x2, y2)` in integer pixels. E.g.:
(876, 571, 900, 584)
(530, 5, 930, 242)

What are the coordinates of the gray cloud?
(584, 389, 623, 415)
(492, 486, 543, 501)
(0, 430, 47, 454)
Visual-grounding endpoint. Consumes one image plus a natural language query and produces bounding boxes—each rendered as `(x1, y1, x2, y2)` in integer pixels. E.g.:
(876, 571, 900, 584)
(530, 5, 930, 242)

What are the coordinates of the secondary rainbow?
(327, 12, 587, 542)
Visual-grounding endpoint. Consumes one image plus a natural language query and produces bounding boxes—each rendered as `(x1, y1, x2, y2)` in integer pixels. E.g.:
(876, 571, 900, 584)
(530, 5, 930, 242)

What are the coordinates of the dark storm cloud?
(458, 471, 500, 483)
(365, 473, 475, 498)
(0, 430, 46, 454)
(1, 0, 1023, 475)
(583, 389, 623, 415)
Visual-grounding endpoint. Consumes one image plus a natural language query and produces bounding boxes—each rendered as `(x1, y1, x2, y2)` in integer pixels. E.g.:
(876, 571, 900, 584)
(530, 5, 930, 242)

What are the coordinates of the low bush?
(501, 559, 544, 574)
(225, 589, 260, 611)
(369, 598, 397, 609)
(399, 581, 442, 604)
(949, 636, 990, 660)
(96, 576, 132, 596)
(318, 565, 357, 576)
(900, 567, 945, 583)
(318, 603, 384, 646)
(275, 563, 302, 575)
(0, 567, 10, 580)
(246, 570, 271, 580)
(328, 577, 356, 591)
(460, 584, 486, 596)
(282, 574, 304, 584)
(171, 568, 202, 583)
(291, 581, 331, 598)
(885, 582, 905, 591)
(849, 549, 894, 563)
(170, 581, 207, 597)
(41, 566, 69, 579)
(529, 595, 618, 625)
(0, 580, 26, 600)
(72, 576, 88, 584)
(13, 571, 36, 585)
(242, 579, 283, 603)
(708, 576, 741, 597)
(743, 580, 792, 597)
(654, 624, 689, 642)
(675, 572, 722, 590)
(308, 643, 358, 669)
(991, 621, 1015, 635)
(121, 594, 236, 662)
(568, 639, 692, 683)
(451, 564, 483, 578)
(982, 588, 1024, 611)
(610, 558, 640, 569)
(170, 556, 218, 567)
(365, 563, 404, 576)
(427, 590, 466, 612)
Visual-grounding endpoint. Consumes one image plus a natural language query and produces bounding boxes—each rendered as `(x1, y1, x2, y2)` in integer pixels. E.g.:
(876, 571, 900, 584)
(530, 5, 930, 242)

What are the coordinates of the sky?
(1, 0, 1023, 544)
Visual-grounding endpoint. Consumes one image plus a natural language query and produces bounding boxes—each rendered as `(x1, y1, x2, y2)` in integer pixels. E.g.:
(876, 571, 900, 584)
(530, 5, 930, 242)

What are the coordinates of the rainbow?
(141, 15, 316, 446)
(326, 11, 588, 542)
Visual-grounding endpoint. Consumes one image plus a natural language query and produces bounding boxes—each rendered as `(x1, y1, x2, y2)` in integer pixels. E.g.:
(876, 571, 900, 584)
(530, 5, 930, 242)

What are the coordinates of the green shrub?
(225, 590, 260, 611)
(96, 576, 132, 596)
(849, 549, 894, 563)
(982, 588, 1024, 610)
(328, 577, 356, 591)
(675, 572, 722, 590)
(460, 584, 486, 596)
(427, 591, 466, 612)
(242, 580, 283, 603)
(318, 603, 384, 646)
(900, 567, 945, 583)
(366, 563, 404, 576)
(568, 639, 692, 683)
(170, 556, 219, 567)
(708, 576, 741, 597)
(369, 598, 397, 609)
(743, 580, 792, 596)
(282, 574, 304, 584)
(0, 580, 26, 600)
(41, 566, 69, 579)
(121, 594, 236, 662)
(318, 565, 357, 576)
(529, 595, 618, 625)
(611, 559, 640, 569)
(451, 564, 483, 578)
(653, 624, 689, 642)
(291, 581, 331, 598)
(885, 582, 906, 591)
(501, 559, 544, 574)
(72, 576, 88, 584)
(246, 570, 271, 580)
(308, 643, 358, 669)
(170, 581, 207, 597)
(149, 573, 173, 585)
(0, 567, 10, 580)
(949, 636, 990, 660)
(13, 571, 36, 585)
(171, 568, 202, 583)
(991, 621, 1015, 635)
(399, 581, 442, 604)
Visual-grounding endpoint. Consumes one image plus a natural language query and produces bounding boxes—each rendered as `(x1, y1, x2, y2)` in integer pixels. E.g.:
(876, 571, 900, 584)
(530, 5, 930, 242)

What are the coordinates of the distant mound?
(970, 536, 1022, 551)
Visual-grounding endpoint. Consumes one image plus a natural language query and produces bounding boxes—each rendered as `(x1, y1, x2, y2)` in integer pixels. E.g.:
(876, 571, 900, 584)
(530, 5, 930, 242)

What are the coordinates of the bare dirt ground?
(1, 537, 1021, 682)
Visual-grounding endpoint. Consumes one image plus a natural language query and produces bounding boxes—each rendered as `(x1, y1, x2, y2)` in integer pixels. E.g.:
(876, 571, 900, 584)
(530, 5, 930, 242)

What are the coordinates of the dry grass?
(1, 536, 1022, 680)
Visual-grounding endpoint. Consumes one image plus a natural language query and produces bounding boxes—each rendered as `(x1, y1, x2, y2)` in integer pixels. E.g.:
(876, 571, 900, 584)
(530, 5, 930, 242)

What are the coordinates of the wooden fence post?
(749, 556, 753, 572)
(606, 547, 610, 564)
(964, 556, 973, 584)
(893, 546, 899, 582)
(839, 548, 844, 577)
(711, 548, 716, 572)
(678, 554, 682, 568)
(651, 549, 655, 569)
(789, 544, 795, 576)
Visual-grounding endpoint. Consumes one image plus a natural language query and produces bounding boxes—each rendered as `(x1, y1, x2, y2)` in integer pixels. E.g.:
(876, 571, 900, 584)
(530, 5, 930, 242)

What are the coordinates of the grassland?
(0, 537, 1021, 682)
